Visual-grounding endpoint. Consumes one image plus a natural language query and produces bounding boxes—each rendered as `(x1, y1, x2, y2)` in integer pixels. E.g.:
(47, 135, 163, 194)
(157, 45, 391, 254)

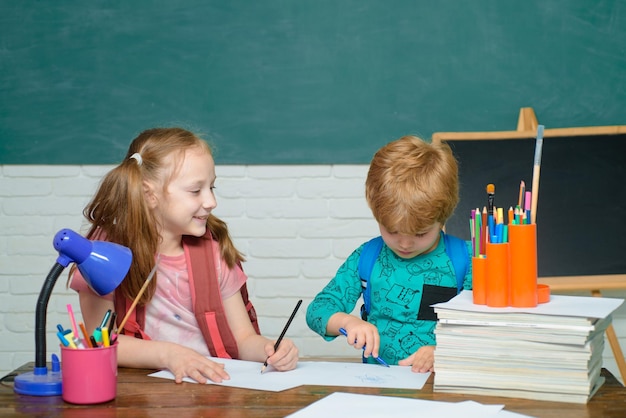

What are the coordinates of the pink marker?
(67, 303, 79, 337)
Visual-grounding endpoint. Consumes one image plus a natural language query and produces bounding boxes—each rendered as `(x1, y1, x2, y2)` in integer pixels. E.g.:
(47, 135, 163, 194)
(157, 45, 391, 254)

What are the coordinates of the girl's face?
(379, 222, 442, 259)
(151, 147, 217, 254)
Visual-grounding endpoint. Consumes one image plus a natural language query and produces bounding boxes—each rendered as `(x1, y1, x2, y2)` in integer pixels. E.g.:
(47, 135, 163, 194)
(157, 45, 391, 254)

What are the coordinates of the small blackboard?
(434, 126, 626, 278)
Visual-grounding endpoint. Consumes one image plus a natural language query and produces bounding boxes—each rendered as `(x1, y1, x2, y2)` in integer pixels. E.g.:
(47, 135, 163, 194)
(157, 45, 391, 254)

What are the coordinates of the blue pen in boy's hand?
(338, 327, 390, 367)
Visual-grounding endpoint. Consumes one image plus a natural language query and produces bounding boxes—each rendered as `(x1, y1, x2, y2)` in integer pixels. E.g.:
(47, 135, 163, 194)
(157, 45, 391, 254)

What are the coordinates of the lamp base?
(13, 354, 62, 396)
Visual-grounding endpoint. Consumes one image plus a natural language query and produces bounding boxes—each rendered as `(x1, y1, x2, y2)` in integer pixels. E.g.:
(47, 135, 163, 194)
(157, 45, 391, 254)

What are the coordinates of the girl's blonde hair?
(80, 127, 244, 305)
(365, 135, 459, 234)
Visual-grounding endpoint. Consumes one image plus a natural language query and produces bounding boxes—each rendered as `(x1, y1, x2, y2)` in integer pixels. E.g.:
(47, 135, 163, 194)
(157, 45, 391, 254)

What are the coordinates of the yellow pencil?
(102, 327, 110, 347)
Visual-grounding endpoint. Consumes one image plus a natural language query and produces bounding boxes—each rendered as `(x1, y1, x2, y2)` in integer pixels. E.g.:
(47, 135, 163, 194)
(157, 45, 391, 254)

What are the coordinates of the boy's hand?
(339, 317, 381, 359)
(398, 345, 435, 373)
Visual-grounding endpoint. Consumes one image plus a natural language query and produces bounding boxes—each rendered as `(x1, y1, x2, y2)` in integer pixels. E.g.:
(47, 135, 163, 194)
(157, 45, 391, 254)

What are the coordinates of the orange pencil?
(508, 206, 514, 225)
(79, 322, 92, 348)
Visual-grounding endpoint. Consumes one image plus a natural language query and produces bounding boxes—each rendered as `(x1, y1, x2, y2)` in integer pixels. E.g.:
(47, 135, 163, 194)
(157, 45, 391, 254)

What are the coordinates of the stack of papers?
(432, 292, 623, 404)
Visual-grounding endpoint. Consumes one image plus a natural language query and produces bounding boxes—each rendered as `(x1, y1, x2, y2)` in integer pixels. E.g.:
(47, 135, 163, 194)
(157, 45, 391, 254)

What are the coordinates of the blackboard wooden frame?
(432, 107, 626, 380)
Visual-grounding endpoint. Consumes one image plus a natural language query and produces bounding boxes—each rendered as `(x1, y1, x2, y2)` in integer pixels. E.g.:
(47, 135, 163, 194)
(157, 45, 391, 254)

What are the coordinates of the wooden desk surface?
(2, 362, 626, 418)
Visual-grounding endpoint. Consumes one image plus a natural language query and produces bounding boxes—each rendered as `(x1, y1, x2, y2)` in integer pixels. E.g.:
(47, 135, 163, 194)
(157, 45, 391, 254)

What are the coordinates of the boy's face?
(379, 222, 442, 259)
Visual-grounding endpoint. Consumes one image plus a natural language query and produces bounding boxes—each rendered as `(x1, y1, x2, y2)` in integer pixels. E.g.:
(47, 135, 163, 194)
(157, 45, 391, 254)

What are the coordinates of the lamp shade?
(53, 229, 132, 295)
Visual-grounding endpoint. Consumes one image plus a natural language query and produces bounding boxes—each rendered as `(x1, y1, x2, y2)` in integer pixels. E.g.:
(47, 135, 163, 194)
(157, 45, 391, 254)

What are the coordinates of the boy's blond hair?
(365, 135, 459, 234)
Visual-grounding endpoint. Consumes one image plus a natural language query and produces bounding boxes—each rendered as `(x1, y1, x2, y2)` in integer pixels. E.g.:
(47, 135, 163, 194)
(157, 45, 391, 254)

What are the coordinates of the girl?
(70, 127, 299, 383)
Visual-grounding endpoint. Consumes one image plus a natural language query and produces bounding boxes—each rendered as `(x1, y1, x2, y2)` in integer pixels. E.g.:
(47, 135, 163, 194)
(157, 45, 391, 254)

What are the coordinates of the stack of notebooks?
(432, 291, 623, 404)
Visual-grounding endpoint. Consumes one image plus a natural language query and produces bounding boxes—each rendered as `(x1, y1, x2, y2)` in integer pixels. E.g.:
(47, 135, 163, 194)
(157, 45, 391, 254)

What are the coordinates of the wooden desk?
(1, 362, 625, 418)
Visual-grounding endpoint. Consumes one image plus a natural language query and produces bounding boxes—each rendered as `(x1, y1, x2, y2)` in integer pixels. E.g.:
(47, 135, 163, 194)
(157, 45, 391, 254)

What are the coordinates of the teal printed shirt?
(306, 233, 472, 365)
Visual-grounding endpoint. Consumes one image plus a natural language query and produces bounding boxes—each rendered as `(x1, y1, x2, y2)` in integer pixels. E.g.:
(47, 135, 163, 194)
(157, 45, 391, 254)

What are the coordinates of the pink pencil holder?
(61, 343, 117, 404)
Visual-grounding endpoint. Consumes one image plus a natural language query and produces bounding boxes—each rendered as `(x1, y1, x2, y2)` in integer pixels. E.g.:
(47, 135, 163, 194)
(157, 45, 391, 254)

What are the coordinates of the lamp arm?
(35, 262, 65, 369)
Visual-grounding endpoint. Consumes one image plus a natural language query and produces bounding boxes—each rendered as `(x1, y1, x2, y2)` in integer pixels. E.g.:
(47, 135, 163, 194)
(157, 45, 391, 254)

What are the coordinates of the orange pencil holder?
(485, 242, 510, 307)
(509, 223, 538, 307)
(472, 256, 487, 305)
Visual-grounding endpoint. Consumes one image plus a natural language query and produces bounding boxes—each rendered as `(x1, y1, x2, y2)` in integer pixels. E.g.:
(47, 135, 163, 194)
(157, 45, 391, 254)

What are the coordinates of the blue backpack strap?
(443, 233, 469, 293)
(358, 236, 384, 321)
(358, 234, 469, 320)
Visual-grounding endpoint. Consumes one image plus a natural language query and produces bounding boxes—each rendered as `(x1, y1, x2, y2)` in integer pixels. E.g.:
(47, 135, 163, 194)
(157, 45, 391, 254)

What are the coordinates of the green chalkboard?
(1, 1, 625, 164)
(436, 128, 626, 278)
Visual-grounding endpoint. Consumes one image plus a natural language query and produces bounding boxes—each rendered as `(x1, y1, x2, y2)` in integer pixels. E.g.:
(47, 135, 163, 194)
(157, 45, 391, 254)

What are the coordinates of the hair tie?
(129, 152, 143, 166)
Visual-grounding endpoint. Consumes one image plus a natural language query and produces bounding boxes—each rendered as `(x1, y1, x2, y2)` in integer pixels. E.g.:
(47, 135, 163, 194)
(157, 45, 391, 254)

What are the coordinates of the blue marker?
(56, 331, 71, 347)
(339, 328, 390, 367)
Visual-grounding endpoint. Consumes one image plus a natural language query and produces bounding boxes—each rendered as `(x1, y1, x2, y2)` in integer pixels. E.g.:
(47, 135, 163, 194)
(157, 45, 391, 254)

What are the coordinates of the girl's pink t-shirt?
(69, 241, 247, 357)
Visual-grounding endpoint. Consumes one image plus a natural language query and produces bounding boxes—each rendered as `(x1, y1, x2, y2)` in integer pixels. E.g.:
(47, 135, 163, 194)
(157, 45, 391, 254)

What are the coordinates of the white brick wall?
(1, 165, 625, 384)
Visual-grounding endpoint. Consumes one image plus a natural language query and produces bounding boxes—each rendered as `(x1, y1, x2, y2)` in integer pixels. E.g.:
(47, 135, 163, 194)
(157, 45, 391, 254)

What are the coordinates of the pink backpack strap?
(240, 273, 260, 335)
(184, 233, 238, 358)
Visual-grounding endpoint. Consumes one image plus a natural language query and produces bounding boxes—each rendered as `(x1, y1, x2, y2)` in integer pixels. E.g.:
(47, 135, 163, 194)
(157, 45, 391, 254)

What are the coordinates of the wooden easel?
(434, 107, 626, 383)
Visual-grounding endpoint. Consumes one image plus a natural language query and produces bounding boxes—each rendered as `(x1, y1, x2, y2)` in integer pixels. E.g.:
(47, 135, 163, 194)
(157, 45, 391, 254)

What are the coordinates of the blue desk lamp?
(13, 229, 132, 396)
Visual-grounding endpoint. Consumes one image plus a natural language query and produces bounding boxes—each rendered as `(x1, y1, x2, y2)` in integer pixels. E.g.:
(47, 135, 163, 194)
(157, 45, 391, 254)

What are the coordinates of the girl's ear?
(143, 181, 159, 209)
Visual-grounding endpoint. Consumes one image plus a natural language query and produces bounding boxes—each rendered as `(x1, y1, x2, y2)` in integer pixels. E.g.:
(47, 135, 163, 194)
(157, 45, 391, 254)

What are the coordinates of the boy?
(306, 135, 471, 373)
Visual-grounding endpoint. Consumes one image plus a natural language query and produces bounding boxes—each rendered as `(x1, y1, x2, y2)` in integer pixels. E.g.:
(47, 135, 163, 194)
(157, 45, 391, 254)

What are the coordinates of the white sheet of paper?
(149, 358, 430, 392)
(434, 291, 623, 319)
(285, 392, 511, 418)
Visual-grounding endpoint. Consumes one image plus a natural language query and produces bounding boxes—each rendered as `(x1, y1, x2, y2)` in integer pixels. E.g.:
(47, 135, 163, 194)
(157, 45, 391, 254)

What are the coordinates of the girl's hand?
(262, 337, 299, 371)
(398, 345, 435, 373)
(163, 342, 231, 384)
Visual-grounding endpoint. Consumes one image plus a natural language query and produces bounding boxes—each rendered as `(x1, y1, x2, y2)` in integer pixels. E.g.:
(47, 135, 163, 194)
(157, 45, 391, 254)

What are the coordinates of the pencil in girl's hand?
(261, 299, 302, 374)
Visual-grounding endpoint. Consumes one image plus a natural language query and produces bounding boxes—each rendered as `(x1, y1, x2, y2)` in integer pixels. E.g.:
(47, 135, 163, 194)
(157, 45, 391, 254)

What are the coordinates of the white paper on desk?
(292, 361, 429, 389)
(434, 291, 623, 319)
(149, 357, 297, 391)
(149, 358, 430, 392)
(285, 392, 511, 418)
